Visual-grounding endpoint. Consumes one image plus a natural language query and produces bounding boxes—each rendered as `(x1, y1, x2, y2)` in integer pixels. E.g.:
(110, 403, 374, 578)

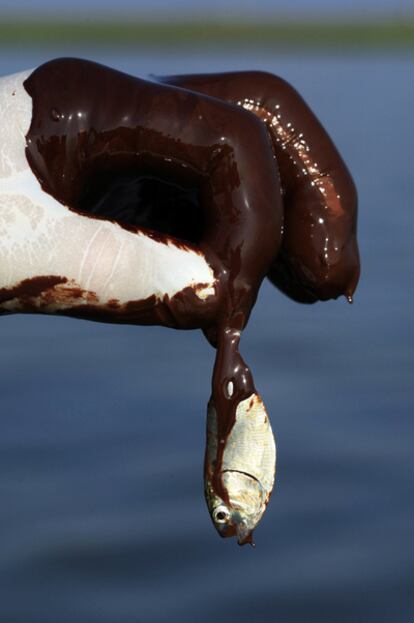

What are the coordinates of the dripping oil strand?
(210, 327, 255, 504)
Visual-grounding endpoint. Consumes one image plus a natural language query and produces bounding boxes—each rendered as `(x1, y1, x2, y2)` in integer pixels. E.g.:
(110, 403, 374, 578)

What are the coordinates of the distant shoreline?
(0, 19, 413, 49)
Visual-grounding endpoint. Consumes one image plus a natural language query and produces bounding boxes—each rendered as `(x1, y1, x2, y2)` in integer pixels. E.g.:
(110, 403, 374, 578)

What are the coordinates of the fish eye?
(213, 505, 230, 524)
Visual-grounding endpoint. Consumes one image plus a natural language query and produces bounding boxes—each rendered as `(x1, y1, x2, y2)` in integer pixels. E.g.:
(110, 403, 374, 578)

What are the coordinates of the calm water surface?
(0, 48, 413, 623)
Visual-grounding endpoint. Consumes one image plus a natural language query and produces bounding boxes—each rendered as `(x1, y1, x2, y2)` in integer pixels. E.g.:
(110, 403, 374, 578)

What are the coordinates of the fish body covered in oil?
(205, 393, 276, 545)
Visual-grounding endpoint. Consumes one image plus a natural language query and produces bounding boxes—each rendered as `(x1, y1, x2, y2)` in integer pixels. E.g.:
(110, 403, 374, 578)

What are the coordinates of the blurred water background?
(0, 3, 413, 622)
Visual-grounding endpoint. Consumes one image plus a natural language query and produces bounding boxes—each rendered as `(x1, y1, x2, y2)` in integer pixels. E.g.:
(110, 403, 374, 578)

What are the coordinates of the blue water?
(0, 47, 413, 623)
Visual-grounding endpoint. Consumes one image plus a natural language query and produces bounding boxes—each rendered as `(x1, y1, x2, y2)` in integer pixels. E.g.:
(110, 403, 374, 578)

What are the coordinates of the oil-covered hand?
(0, 59, 359, 544)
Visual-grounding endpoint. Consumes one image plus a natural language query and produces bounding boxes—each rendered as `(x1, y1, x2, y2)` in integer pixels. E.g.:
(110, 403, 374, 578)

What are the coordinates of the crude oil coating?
(208, 328, 255, 503)
(23, 58, 282, 333)
(0, 276, 67, 305)
(21, 59, 360, 543)
(78, 167, 205, 245)
(159, 71, 360, 303)
(57, 284, 220, 330)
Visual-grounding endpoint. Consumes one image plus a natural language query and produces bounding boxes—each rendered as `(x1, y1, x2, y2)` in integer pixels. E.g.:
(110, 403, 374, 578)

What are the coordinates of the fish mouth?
(235, 522, 255, 547)
(212, 469, 266, 545)
(214, 514, 255, 546)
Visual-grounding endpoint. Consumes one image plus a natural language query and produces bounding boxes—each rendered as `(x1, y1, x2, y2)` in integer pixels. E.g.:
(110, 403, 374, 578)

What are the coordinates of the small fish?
(204, 393, 276, 545)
